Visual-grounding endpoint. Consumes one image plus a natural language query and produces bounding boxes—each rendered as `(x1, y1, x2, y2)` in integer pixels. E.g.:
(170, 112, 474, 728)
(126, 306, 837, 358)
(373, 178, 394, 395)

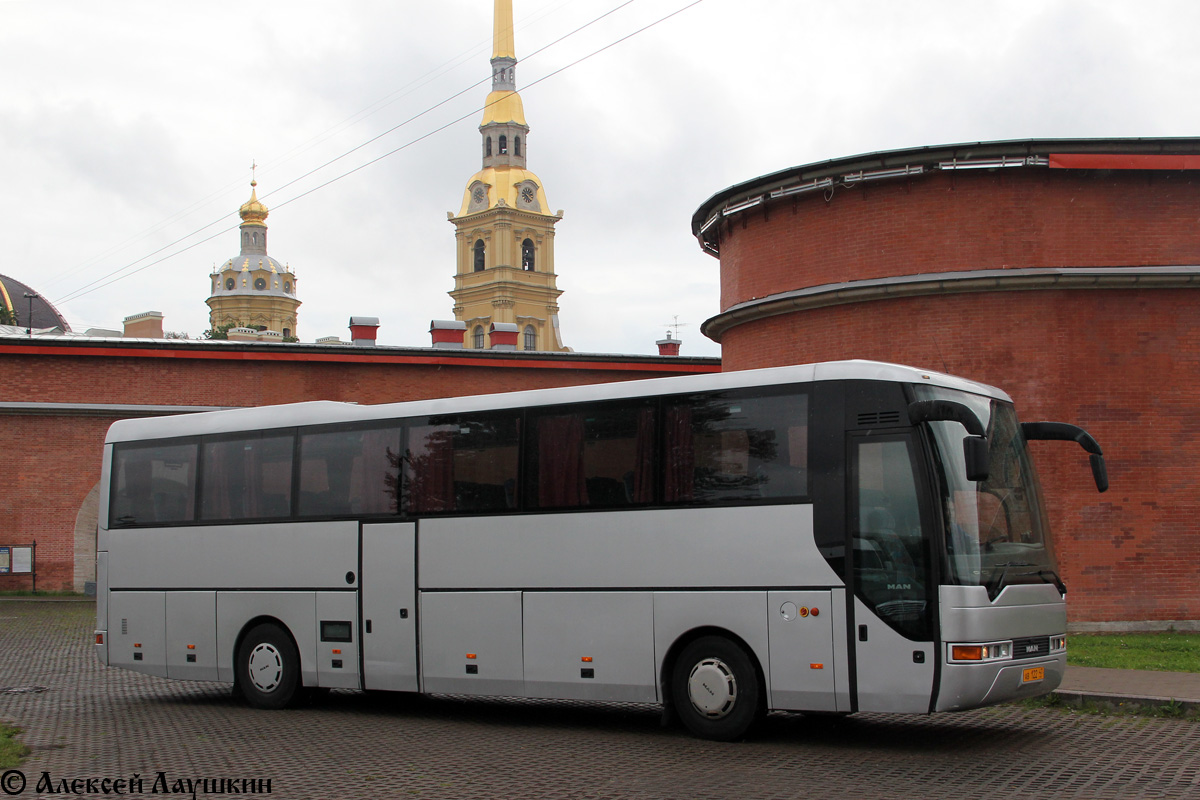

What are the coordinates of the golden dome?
(238, 180, 269, 225)
(458, 166, 553, 217)
(481, 90, 527, 127)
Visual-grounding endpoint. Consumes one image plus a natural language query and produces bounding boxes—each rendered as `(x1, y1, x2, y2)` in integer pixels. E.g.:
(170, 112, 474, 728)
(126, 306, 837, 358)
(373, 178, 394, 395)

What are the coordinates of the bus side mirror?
(964, 435, 990, 482)
(1021, 421, 1109, 493)
(1090, 453, 1109, 494)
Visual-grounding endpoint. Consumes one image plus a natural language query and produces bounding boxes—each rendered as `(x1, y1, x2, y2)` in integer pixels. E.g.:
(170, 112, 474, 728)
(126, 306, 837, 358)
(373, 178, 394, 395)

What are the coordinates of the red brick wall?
(0, 350, 717, 590)
(0, 415, 113, 591)
(717, 169, 1200, 311)
(718, 286, 1200, 624)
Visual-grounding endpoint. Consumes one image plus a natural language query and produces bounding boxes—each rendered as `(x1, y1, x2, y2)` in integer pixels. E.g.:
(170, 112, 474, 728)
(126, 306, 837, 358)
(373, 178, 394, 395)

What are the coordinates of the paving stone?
(1, 601, 1198, 799)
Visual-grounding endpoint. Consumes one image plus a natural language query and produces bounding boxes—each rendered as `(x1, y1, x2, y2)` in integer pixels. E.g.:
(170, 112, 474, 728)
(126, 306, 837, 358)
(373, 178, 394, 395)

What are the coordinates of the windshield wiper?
(1014, 568, 1067, 596)
(984, 561, 1035, 600)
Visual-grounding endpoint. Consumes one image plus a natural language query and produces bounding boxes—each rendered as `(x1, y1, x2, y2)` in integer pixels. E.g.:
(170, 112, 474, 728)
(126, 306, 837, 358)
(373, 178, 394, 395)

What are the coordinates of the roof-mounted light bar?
(698, 213, 721, 235)
(721, 195, 765, 217)
(939, 156, 1049, 170)
(769, 178, 835, 199)
(841, 165, 924, 184)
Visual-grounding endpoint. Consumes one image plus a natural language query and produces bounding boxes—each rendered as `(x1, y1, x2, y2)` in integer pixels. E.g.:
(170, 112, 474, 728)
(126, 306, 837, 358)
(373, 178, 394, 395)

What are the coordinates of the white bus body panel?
(420, 591, 524, 696)
(419, 505, 834, 590)
(94, 551, 109, 665)
(853, 598, 935, 713)
(109, 591, 167, 677)
(766, 589, 842, 712)
(165, 592, 217, 681)
(102, 521, 359, 590)
(216, 592, 318, 685)
(652, 591, 771, 698)
(361, 523, 418, 692)
(523, 592, 656, 703)
(315, 592, 360, 688)
(936, 584, 1067, 711)
(938, 584, 1067, 640)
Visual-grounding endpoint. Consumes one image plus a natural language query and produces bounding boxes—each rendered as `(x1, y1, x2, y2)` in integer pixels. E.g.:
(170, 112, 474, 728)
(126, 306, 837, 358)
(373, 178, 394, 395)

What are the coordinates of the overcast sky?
(3, 0, 1199, 357)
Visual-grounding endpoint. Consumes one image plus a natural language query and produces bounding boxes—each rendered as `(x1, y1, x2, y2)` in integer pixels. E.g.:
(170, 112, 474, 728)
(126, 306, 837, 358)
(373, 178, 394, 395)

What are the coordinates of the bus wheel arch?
(234, 618, 302, 710)
(662, 627, 766, 741)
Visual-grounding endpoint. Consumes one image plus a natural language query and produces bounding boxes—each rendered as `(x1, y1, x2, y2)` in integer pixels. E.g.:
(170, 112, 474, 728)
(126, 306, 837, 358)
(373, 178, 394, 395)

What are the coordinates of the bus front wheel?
(671, 636, 763, 741)
(237, 623, 300, 710)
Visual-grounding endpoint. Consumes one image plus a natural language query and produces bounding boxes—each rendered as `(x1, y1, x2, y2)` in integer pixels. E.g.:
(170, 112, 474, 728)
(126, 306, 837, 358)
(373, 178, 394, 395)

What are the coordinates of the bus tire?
(237, 623, 300, 710)
(671, 635, 763, 741)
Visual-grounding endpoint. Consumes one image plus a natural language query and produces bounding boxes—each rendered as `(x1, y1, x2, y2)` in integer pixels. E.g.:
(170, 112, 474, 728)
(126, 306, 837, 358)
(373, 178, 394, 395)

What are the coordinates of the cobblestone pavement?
(1, 601, 1198, 800)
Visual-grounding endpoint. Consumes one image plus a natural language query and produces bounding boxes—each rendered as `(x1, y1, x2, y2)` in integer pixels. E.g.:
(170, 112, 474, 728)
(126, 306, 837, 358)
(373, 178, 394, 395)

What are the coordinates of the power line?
(42, 1, 575, 297)
(53, 0, 706, 307)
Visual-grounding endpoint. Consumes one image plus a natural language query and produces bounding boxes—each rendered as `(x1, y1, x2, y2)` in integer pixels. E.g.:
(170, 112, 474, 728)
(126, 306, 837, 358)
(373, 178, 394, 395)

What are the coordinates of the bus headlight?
(1049, 635, 1066, 654)
(949, 641, 1012, 663)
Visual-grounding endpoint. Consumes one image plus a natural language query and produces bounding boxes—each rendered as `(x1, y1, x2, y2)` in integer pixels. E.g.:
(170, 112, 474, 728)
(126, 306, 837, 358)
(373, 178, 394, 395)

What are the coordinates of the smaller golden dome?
(238, 180, 269, 225)
(481, 91, 527, 126)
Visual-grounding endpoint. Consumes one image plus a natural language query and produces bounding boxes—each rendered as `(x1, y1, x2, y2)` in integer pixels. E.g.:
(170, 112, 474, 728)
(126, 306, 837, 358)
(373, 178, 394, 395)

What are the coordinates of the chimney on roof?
(123, 311, 164, 339)
(656, 331, 681, 357)
(430, 319, 466, 349)
(489, 322, 518, 351)
(349, 316, 380, 347)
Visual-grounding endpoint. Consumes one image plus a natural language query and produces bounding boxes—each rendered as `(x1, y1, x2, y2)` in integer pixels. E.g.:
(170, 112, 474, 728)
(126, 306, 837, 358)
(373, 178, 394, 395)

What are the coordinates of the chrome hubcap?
(687, 657, 737, 718)
(247, 643, 283, 693)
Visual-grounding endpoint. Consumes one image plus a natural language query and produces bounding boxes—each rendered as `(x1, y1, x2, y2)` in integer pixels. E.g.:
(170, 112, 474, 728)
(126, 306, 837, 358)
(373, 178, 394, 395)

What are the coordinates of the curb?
(1052, 689, 1199, 716)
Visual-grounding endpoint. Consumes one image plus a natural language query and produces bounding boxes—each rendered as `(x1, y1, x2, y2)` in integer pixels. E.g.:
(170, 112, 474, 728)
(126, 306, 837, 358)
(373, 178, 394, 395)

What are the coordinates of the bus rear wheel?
(671, 636, 763, 741)
(237, 623, 300, 710)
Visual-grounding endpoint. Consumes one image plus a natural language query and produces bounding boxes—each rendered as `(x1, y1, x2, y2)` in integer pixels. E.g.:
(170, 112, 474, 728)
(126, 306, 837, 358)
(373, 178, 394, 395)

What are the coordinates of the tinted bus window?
(528, 402, 656, 510)
(111, 442, 198, 526)
(664, 389, 808, 505)
(405, 414, 519, 514)
(298, 425, 402, 517)
(200, 433, 295, 521)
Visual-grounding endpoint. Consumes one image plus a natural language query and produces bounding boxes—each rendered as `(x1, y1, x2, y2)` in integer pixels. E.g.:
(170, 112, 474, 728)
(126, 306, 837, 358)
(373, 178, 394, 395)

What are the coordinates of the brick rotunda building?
(692, 138, 1200, 629)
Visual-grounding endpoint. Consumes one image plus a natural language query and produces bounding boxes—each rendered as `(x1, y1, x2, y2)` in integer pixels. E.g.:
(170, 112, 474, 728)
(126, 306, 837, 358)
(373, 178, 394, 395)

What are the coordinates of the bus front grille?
(1011, 636, 1050, 660)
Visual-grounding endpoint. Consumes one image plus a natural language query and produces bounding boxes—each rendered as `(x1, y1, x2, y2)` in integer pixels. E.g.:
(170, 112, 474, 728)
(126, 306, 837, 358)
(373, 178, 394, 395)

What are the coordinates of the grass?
(1067, 631, 1200, 673)
(0, 725, 27, 769)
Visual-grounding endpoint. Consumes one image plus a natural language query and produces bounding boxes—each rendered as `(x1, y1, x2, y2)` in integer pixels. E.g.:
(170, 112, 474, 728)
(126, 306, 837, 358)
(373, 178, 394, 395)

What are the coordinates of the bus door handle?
(858, 625, 868, 642)
(366, 620, 372, 634)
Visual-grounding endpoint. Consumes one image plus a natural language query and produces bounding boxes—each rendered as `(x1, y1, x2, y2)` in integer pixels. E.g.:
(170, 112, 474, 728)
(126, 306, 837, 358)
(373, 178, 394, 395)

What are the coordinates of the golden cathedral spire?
(493, 0, 516, 60)
(446, 0, 568, 352)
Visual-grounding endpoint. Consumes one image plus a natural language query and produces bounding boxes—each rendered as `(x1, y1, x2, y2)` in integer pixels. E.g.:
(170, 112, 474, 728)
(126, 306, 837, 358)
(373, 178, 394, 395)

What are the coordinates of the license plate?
(1022, 667, 1045, 683)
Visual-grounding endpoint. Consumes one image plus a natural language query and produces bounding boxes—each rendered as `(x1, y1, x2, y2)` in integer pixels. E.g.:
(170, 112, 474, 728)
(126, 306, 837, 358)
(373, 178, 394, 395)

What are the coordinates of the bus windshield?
(914, 386, 1059, 598)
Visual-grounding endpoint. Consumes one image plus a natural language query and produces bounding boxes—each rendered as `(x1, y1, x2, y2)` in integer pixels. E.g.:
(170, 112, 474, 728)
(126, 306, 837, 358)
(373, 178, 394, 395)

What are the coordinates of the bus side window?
(406, 413, 519, 514)
(200, 434, 294, 521)
(298, 426, 402, 517)
(665, 389, 809, 505)
(111, 443, 198, 526)
(527, 402, 656, 510)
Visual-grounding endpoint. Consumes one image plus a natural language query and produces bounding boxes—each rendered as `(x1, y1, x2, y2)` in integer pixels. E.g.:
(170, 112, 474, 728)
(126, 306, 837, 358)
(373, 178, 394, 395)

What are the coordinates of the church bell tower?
(448, 0, 567, 351)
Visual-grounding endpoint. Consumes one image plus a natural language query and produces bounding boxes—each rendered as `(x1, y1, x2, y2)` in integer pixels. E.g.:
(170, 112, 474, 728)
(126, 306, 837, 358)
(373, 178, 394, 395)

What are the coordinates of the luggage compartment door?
(361, 523, 418, 691)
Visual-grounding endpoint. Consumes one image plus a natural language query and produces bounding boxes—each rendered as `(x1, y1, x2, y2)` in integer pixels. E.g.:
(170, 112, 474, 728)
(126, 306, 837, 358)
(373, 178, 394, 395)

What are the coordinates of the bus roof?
(104, 360, 1010, 444)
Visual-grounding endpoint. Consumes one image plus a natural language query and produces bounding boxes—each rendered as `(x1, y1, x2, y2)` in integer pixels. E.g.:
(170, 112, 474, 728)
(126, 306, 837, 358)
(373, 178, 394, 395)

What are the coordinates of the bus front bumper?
(936, 653, 1066, 711)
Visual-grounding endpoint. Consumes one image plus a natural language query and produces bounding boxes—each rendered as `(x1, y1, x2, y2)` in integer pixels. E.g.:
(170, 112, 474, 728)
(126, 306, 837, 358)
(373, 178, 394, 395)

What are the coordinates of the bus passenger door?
(849, 434, 937, 712)
(361, 522, 418, 692)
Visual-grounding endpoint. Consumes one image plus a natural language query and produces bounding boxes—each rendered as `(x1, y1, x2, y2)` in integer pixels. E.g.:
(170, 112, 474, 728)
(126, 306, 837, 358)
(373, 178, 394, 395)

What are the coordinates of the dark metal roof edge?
(691, 136, 1200, 236)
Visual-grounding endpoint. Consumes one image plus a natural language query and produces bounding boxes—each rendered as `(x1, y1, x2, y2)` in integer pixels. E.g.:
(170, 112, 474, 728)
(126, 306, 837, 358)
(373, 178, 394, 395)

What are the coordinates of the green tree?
(203, 322, 239, 340)
(0, 307, 17, 326)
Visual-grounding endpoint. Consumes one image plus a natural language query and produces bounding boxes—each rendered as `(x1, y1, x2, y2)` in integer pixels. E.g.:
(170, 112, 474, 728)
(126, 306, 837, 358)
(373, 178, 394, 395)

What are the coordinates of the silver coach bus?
(93, 361, 1106, 740)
